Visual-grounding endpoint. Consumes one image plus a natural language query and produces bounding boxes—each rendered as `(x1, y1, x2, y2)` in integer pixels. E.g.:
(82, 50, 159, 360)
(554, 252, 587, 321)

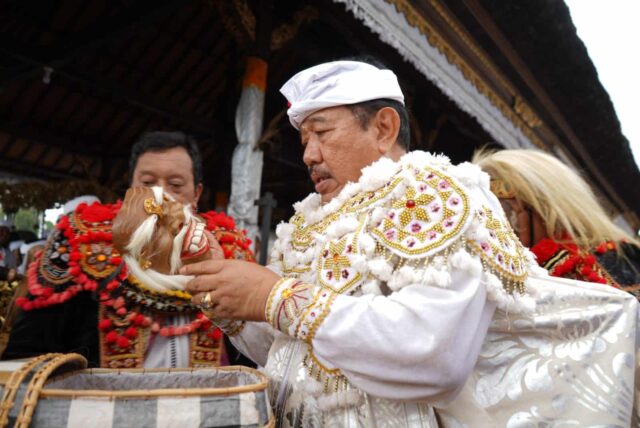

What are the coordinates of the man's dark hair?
(129, 131, 203, 186)
(342, 55, 411, 150)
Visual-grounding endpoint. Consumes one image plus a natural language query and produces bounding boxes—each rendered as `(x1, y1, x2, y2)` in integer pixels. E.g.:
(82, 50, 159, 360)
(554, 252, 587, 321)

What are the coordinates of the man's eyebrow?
(306, 115, 328, 124)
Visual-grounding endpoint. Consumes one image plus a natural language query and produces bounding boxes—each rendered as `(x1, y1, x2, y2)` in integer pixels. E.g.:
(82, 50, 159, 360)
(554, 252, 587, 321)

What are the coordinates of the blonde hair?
(473, 148, 637, 249)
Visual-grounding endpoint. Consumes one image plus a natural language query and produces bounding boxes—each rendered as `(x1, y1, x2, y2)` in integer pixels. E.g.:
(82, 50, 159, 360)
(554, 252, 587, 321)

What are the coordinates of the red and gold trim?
(265, 277, 336, 344)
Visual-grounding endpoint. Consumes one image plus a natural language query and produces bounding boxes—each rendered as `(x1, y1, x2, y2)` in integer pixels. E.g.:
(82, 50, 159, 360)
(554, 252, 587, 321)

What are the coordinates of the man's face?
(131, 147, 202, 208)
(300, 106, 383, 203)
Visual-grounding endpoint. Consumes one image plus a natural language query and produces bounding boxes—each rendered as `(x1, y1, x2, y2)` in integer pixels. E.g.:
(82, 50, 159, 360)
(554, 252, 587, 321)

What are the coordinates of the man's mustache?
(308, 165, 331, 180)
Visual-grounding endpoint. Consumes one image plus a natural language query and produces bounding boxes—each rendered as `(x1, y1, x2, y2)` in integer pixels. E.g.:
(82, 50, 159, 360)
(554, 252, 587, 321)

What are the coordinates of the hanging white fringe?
(421, 266, 452, 289)
(368, 258, 394, 281)
(449, 248, 482, 276)
(361, 279, 382, 295)
(482, 271, 535, 314)
(388, 265, 420, 291)
(350, 254, 369, 273)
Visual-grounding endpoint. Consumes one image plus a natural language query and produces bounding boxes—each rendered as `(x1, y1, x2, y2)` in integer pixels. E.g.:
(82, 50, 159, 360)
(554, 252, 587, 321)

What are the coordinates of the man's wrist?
(265, 278, 336, 343)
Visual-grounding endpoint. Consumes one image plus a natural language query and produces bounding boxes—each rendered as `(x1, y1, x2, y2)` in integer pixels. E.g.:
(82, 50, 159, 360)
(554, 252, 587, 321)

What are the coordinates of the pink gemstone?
(342, 269, 349, 279)
(411, 223, 422, 233)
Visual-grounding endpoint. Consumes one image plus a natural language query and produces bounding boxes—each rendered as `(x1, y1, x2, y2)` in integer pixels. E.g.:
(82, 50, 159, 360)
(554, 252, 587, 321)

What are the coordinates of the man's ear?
(193, 183, 203, 209)
(373, 107, 401, 155)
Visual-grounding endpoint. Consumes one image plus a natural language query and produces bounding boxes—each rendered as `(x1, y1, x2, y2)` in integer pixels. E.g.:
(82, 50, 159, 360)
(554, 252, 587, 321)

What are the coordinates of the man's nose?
(303, 139, 322, 166)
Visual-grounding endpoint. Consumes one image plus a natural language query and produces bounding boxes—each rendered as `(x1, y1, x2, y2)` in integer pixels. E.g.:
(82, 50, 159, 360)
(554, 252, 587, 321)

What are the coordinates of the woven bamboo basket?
(0, 353, 273, 428)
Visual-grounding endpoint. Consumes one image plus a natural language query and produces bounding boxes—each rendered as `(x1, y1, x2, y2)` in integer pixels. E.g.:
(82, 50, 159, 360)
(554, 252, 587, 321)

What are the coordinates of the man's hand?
(204, 230, 224, 260)
(180, 259, 280, 321)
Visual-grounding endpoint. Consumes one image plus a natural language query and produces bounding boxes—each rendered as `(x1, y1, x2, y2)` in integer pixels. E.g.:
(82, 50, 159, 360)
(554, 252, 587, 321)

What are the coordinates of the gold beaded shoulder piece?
(371, 167, 471, 258)
(467, 206, 528, 294)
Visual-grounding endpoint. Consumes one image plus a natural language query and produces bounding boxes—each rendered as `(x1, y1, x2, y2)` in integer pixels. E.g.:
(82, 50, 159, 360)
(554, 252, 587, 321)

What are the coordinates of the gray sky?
(564, 0, 640, 167)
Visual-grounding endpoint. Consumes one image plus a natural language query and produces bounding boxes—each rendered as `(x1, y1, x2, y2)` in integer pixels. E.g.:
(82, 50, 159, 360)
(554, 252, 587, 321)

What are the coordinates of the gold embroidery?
(467, 207, 528, 293)
(372, 167, 470, 257)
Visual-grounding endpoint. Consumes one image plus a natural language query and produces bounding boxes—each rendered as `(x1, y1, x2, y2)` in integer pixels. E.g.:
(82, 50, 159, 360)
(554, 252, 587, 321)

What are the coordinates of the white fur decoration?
(350, 254, 369, 273)
(359, 233, 376, 257)
(275, 222, 295, 240)
(367, 258, 394, 281)
(449, 249, 482, 276)
(124, 255, 193, 292)
(126, 215, 158, 257)
(421, 266, 452, 289)
(388, 265, 419, 291)
(169, 206, 193, 274)
(325, 216, 359, 239)
(482, 271, 534, 314)
(360, 157, 398, 191)
(450, 162, 485, 188)
(361, 279, 382, 295)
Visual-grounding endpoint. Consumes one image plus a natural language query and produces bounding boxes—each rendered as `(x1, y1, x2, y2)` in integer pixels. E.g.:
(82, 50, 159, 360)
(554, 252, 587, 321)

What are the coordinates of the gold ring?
(201, 292, 213, 310)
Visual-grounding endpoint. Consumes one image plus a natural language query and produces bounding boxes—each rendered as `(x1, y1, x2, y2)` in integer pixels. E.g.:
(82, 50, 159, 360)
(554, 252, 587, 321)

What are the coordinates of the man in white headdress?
(182, 59, 639, 426)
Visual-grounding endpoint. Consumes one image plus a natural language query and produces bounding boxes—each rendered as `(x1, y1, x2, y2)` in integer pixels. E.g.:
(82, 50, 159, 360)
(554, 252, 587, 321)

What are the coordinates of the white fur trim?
(449, 162, 485, 188)
(124, 255, 192, 292)
(360, 157, 398, 191)
(388, 265, 419, 291)
(368, 258, 393, 281)
(361, 279, 382, 295)
(359, 233, 377, 256)
(449, 249, 482, 276)
(275, 222, 295, 240)
(126, 215, 158, 257)
(350, 254, 369, 273)
(422, 267, 451, 288)
(482, 271, 535, 314)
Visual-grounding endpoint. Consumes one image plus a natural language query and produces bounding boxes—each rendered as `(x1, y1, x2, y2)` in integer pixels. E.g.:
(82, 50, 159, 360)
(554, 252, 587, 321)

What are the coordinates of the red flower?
(116, 336, 131, 349)
(105, 331, 118, 343)
(124, 327, 138, 339)
(207, 328, 222, 341)
(98, 319, 112, 331)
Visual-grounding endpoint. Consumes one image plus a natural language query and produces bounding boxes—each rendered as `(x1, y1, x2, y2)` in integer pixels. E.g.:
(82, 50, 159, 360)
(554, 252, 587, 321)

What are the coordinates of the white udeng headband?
(280, 60, 405, 129)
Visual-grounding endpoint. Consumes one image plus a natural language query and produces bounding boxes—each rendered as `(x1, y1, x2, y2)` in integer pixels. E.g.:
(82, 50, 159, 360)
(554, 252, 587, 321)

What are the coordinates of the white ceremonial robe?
(214, 152, 638, 427)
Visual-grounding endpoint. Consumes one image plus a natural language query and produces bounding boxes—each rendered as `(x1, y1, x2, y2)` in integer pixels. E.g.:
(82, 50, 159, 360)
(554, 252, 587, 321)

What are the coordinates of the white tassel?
(422, 267, 451, 288)
(368, 258, 393, 281)
(432, 255, 446, 269)
(361, 279, 382, 295)
(350, 254, 368, 273)
(449, 249, 482, 276)
(388, 265, 418, 291)
(433, 269, 452, 288)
